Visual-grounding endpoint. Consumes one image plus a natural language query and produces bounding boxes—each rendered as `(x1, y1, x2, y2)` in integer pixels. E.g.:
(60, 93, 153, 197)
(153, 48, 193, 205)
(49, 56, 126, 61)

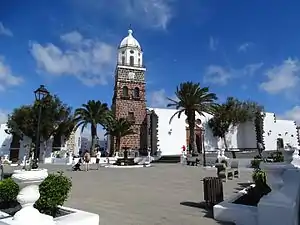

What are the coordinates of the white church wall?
(150, 108, 186, 156)
(0, 122, 87, 161)
(263, 113, 299, 150)
(151, 109, 299, 155)
(240, 121, 257, 149)
(0, 124, 12, 156)
(19, 136, 31, 159)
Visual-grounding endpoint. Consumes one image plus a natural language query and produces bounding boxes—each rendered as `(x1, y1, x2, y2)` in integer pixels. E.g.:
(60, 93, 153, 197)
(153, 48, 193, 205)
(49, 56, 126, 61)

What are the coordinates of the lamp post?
(31, 85, 49, 169)
(201, 127, 206, 167)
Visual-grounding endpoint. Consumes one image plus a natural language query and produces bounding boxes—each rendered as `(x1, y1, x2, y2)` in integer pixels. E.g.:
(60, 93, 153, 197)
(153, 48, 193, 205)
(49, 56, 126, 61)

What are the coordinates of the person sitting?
(72, 158, 82, 171)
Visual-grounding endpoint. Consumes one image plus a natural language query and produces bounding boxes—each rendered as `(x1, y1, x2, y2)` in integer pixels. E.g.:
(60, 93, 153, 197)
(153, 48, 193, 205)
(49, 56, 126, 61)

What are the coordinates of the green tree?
(208, 97, 264, 157)
(6, 95, 74, 160)
(208, 104, 231, 151)
(167, 82, 218, 154)
(74, 100, 109, 153)
(104, 116, 135, 156)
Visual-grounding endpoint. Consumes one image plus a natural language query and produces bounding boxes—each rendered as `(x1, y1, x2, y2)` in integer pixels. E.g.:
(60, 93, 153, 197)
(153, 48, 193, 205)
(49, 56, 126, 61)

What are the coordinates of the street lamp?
(32, 85, 49, 169)
(201, 127, 206, 167)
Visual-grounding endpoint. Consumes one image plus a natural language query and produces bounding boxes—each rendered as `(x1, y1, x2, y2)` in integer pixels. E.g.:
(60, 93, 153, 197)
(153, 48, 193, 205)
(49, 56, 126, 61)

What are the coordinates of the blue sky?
(1, 0, 300, 130)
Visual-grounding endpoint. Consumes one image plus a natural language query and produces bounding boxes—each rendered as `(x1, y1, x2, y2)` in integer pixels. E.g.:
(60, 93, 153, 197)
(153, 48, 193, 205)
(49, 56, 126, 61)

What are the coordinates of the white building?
(0, 123, 83, 162)
(150, 108, 299, 156)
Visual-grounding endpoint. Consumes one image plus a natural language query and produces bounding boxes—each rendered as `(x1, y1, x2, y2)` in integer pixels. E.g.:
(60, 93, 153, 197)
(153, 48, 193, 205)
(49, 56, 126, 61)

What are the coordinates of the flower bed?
(0, 170, 99, 225)
(0, 172, 72, 217)
(233, 185, 271, 206)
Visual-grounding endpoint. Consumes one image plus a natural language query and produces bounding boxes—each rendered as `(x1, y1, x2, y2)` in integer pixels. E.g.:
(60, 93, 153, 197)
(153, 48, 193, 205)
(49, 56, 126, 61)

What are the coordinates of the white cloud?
(282, 106, 300, 124)
(260, 58, 300, 95)
(209, 36, 218, 51)
(60, 31, 83, 45)
(204, 62, 263, 85)
(72, 0, 174, 30)
(149, 89, 178, 108)
(0, 22, 13, 37)
(123, 0, 174, 30)
(0, 57, 23, 91)
(204, 65, 231, 85)
(149, 89, 169, 107)
(30, 31, 116, 86)
(238, 42, 252, 52)
(0, 109, 8, 124)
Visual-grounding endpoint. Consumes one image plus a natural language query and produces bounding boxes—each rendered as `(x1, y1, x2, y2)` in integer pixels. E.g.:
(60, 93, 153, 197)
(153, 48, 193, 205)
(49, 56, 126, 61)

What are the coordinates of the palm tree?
(167, 82, 218, 154)
(74, 100, 109, 152)
(104, 117, 135, 156)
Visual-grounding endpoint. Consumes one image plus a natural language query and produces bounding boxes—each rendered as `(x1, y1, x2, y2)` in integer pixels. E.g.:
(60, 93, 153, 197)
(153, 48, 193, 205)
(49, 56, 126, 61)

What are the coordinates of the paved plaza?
(4, 163, 253, 225)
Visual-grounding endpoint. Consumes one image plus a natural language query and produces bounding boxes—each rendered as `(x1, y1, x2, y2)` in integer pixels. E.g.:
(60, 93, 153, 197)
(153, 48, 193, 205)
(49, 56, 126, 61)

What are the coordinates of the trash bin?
(203, 177, 223, 206)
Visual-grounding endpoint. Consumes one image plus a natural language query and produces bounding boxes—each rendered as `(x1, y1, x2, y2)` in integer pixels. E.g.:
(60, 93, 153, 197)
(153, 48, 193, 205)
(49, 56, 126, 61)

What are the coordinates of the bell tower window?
(133, 87, 140, 98)
(122, 56, 125, 65)
(128, 112, 135, 122)
(122, 86, 129, 97)
(130, 56, 134, 66)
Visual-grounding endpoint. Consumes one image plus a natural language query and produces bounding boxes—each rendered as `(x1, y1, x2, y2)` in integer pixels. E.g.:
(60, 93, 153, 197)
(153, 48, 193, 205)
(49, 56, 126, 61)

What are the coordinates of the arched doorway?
(186, 126, 203, 153)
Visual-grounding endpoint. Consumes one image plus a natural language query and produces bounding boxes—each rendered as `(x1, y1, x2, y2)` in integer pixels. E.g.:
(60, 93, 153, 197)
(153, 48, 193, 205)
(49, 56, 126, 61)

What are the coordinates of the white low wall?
(214, 184, 257, 225)
(0, 206, 99, 225)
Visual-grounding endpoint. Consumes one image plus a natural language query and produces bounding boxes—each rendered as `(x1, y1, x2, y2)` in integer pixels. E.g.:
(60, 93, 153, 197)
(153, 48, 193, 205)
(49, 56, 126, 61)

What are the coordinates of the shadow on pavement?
(180, 201, 235, 225)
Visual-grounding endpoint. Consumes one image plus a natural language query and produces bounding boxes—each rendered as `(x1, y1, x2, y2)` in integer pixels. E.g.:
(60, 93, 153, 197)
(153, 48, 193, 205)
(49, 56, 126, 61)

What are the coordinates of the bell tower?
(111, 29, 147, 150)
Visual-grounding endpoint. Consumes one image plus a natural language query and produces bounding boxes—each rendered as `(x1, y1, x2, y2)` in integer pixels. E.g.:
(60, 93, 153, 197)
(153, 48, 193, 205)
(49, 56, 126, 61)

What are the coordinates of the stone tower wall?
(112, 66, 147, 150)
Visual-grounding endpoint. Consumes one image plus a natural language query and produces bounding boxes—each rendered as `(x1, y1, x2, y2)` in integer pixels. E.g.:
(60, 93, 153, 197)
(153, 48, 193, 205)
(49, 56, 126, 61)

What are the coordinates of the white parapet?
(214, 148, 300, 225)
(213, 184, 257, 225)
(257, 162, 300, 225)
(0, 169, 99, 225)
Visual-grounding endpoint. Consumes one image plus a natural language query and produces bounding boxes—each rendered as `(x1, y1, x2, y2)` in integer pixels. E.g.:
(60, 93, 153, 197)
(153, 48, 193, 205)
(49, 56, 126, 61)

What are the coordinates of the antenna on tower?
(129, 24, 132, 30)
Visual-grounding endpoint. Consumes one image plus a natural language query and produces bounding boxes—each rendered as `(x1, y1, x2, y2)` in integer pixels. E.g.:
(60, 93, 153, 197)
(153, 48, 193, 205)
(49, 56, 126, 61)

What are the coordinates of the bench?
(215, 160, 239, 181)
(186, 155, 201, 166)
(230, 160, 239, 178)
(215, 163, 233, 182)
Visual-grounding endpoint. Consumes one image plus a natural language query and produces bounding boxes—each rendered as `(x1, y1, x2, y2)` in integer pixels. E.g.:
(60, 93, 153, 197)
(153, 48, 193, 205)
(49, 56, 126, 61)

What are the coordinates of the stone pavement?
(4, 164, 253, 225)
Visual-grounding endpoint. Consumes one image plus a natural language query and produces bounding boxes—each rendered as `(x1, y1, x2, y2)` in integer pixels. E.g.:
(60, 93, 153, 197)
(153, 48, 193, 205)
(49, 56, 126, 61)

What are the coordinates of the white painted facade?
(150, 108, 299, 156)
(0, 123, 83, 161)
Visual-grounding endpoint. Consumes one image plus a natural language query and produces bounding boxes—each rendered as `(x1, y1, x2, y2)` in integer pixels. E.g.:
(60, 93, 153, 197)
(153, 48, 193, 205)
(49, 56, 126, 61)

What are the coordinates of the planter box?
(213, 184, 257, 225)
(0, 206, 99, 225)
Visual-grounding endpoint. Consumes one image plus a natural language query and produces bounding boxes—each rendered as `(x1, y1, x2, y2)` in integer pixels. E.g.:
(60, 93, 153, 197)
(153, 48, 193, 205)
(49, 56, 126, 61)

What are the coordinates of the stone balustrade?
(258, 148, 300, 225)
(214, 147, 300, 225)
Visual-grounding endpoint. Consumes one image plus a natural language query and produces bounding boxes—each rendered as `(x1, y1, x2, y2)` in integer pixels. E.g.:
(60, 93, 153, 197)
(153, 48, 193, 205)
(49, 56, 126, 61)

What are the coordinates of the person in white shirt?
(96, 150, 101, 170)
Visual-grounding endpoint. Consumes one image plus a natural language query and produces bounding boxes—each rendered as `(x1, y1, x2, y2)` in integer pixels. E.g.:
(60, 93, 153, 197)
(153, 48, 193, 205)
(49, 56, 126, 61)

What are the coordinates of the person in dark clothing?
(72, 158, 82, 171)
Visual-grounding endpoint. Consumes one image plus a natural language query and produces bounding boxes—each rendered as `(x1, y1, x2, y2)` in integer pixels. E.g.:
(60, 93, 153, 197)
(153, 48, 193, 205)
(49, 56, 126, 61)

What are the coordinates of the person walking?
(83, 151, 91, 171)
(96, 150, 101, 170)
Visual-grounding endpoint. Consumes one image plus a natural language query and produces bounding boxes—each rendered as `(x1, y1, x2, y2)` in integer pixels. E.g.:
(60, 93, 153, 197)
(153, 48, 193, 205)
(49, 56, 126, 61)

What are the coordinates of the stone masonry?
(112, 66, 147, 150)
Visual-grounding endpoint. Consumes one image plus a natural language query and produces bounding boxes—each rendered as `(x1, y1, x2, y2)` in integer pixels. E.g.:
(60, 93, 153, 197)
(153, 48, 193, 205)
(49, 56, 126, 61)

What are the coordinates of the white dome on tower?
(119, 29, 141, 49)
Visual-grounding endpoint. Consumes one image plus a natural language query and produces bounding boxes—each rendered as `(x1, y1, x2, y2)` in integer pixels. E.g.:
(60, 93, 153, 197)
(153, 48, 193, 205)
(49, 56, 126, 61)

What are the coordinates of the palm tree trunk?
(90, 124, 97, 154)
(116, 137, 121, 153)
(222, 135, 236, 158)
(188, 112, 197, 155)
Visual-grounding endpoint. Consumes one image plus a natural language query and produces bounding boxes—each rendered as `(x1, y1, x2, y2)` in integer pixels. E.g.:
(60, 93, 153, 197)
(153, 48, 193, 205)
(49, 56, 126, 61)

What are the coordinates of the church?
(1, 29, 300, 163)
(107, 29, 300, 156)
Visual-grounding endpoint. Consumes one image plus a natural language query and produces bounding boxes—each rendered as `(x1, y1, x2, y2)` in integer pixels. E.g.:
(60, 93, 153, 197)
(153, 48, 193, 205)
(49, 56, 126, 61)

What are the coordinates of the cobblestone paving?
(4, 164, 253, 225)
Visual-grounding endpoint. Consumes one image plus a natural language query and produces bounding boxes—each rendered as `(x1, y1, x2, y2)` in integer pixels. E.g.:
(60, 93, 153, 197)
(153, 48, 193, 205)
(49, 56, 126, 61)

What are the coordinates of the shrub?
(252, 169, 266, 187)
(271, 151, 284, 162)
(0, 178, 19, 203)
(35, 171, 72, 217)
(251, 159, 261, 169)
(254, 155, 262, 159)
